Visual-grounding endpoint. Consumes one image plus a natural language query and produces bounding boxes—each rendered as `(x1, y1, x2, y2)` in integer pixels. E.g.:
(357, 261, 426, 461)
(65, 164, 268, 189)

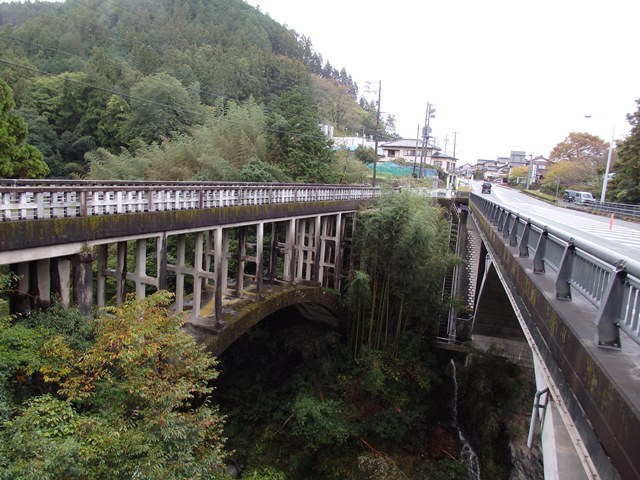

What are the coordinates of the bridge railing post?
(555, 241, 575, 300)
(509, 216, 520, 246)
(518, 222, 531, 257)
(532, 228, 548, 273)
(502, 213, 512, 238)
(595, 262, 625, 349)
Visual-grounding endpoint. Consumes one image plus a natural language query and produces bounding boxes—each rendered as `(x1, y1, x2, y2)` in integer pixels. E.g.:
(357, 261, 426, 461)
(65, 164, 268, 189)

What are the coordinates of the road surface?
(472, 182, 640, 262)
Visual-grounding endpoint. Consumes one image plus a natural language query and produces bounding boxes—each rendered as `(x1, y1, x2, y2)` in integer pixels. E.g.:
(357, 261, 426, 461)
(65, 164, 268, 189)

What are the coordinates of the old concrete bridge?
(1, 180, 639, 480)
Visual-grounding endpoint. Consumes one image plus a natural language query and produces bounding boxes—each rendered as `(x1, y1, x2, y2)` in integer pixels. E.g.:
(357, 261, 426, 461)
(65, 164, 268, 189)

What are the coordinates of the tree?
(267, 88, 337, 183)
(126, 73, 203, 145)
(354, 145, 376, 164)
(0, 77, 49, 178)
(543, 160, 595, 191)
(549, 132, 608, 168)
(608, 99, 640, 204)
(548, 132, 609, 188)
(0, 292, 228, 479)
(508, 165, 529, 185)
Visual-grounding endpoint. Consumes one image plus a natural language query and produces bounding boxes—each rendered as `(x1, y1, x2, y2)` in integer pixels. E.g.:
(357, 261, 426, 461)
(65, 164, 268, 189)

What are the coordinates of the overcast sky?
(2, 0, 639, 164)
(247, 0, 640, 164)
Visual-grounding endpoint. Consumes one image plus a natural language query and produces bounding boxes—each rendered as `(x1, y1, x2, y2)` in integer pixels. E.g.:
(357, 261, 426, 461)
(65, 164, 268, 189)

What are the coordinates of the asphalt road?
(472, 182, 640, 262)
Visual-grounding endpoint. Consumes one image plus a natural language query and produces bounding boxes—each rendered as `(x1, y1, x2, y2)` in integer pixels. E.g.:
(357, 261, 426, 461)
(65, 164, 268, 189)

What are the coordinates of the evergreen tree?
(0, 77, 48, 178)
(608, 99, 640, 204)
(267, 88, 337, 183)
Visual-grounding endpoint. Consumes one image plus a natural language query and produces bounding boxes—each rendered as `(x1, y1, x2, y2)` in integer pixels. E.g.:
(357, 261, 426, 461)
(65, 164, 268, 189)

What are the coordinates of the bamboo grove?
(346, 191, 460, 358)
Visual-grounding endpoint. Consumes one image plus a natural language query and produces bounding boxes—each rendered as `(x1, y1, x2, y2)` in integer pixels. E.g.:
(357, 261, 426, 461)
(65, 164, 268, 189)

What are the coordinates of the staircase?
(437, 203, 462, 342)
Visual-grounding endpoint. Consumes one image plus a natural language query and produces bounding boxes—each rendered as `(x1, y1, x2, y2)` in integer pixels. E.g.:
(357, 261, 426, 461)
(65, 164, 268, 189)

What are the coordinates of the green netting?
(369, 163, 438, 177)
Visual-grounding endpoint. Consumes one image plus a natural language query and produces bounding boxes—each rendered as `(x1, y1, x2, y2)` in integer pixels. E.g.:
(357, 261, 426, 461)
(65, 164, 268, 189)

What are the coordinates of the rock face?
(508, 439, 544, 480)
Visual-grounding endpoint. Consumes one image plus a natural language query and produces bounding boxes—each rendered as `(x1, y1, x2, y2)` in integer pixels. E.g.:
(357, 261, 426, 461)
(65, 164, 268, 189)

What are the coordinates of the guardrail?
(0, 180, 380, 221)
(471, 193, 640, 348)
(565, 198, 640, 220)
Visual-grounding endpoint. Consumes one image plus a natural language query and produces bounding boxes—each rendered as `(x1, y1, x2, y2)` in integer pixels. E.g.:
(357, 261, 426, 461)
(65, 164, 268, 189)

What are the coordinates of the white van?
(563, 190, 595, 205)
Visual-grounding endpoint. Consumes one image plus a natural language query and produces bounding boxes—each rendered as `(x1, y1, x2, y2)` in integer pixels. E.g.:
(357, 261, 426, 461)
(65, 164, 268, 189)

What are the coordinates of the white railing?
(0, 180, 380, 221)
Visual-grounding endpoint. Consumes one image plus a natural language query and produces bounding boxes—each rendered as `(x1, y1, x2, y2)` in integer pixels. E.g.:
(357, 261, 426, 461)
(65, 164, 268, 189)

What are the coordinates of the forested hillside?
(0, 0, 391, 180)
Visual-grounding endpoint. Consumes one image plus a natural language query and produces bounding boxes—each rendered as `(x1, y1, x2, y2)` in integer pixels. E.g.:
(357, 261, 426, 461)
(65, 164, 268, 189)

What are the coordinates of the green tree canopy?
(608, 99, 640, 204)
(267, 88, 337, 183)
(0, 77, 48, 178)
(125, 73, 204, 145)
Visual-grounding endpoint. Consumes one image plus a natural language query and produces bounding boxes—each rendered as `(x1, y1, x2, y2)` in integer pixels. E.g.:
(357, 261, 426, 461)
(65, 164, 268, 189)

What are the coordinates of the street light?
(585, 116, 616, 203)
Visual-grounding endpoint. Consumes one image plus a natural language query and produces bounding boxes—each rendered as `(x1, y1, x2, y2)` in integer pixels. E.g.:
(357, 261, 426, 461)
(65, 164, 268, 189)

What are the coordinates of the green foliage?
(608, 99, 640, 204)
(240, 157, 291, 182)
(267, 88, 338, 183)
(0, 77, 48, 178)
(334, 151, 371, 184)
(289, 394, 350, 450)
(243, 466, 287, 480)
(125, 73, 203, 145)
(0, 292, 228, 479)
(354, 145, 376, 164)
(348, 191, 456, 357)
(458, 354, 529, 479)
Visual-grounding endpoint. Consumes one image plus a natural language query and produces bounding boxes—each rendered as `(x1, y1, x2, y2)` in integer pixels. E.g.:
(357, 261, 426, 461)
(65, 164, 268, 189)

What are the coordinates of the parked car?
(563, 190, 594, 204)
(481, 182, 492, 194)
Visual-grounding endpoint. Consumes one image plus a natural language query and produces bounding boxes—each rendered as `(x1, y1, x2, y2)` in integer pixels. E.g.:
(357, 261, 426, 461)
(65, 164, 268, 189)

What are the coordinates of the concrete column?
(256, 222, 264, 300)
(285, 218, 296, 284)
(135, 239, 147, 299)
(214, 227, 224, 327)
(52, 257, 72, 308)
(296, 219, 306, 281)
(313, 215, 322, 285)
(221, 229, 229, 294)
(116, 241, 127, 307)
(96, 244, 108, 308)
(192, 231, 204, 317)
(73, 252, 94, 315)
(174, 235, 186, 312)
(334, 213, 344, 289)
(34, 259, 51, 310)
(268, 222, 277, 283)
(158, 234, 168, 291)
(10, 262, 30, 317)
(236, 226, 247, 297)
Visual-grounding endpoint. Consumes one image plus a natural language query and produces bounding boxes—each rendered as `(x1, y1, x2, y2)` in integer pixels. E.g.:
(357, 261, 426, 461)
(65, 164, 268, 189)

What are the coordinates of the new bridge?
(1, 179, 638, 480)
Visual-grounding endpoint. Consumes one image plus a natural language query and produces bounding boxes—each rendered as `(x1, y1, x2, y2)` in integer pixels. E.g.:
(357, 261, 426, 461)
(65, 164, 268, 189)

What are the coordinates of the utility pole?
(444, 134, 449, 155)
(452, 132, 458, 159)
(412, 124, 420, 177)
(365, 80, 382, 187)
(418, 102, 436, 178)
(525, 154, 534, 189)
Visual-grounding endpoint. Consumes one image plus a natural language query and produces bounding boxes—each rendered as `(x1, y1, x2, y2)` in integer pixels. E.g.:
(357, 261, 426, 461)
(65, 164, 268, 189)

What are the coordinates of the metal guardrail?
(0, 181, 380, 222)
(568, 199, 640, 220)
(471, 193, 640, 348)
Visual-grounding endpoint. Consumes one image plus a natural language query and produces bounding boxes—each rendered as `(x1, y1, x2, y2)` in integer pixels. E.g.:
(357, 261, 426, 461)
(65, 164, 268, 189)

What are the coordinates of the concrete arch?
(186, 285, 343, 356)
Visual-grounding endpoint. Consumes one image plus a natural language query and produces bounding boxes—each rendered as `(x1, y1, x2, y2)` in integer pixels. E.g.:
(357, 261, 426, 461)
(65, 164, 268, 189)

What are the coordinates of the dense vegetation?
(0, 291, 227, 479)
(0, 0, 396, 182)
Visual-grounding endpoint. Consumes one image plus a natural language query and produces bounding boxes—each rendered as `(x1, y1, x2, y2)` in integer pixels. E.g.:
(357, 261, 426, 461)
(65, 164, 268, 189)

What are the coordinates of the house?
(379, 138, 457, 171)
(457, 163, 475, 178)
(431, 151, 458, 174)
